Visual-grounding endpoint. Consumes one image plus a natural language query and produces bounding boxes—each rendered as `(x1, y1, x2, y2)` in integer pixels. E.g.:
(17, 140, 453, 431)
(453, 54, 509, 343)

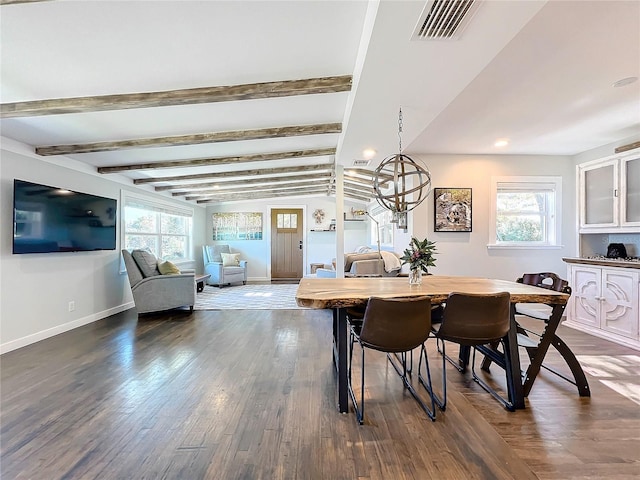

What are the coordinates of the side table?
(195, 274, 211, 292)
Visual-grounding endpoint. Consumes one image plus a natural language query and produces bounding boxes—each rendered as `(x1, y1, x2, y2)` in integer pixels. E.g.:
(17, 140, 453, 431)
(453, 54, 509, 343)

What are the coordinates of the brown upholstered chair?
(426, 292, 514, 411)
(347, 296, 436, 424)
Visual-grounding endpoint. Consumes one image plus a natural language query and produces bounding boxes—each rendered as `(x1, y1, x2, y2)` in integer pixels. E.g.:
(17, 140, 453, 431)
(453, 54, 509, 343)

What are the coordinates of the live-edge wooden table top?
(295, 275, 569, 309)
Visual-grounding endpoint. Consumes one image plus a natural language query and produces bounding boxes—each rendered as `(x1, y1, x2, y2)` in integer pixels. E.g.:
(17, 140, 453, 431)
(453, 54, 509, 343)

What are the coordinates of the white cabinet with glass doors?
(579, 150, 640, 232)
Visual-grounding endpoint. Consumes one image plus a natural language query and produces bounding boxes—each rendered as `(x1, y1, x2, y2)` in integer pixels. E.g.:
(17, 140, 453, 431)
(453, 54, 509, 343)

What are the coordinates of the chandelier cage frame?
(372, 153, 432, 214)
(371, 108, 433, 228)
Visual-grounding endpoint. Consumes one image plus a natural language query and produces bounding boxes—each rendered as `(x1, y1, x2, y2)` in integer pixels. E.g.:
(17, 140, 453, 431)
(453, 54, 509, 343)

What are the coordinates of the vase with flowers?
(400, 237, 437, 285)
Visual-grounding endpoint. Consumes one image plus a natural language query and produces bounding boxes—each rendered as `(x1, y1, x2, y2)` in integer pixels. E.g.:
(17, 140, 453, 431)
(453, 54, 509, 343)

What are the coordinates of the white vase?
(409, 268, 422, 285)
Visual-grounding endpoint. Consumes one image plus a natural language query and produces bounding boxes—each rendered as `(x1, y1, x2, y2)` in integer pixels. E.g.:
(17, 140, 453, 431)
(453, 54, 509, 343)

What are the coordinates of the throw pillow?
(131, 249, 160, 277)
(220, 252, 241, 267)
(158, 260, 181, 275)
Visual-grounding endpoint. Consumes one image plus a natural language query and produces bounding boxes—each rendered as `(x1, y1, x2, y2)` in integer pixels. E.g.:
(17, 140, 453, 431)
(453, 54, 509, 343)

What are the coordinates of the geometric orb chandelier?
(372, 108, 432, 230)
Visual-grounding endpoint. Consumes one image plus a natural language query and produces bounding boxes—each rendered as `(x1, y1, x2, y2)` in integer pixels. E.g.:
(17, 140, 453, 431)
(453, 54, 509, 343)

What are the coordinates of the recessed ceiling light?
(613, 77, 638, 88)
(494, 139, 509, 147)
(362, 148, 376, 159)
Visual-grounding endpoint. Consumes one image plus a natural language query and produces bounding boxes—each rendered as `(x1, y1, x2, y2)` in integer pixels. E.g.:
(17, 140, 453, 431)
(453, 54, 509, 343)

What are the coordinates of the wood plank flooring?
(1, 308, 639, 479)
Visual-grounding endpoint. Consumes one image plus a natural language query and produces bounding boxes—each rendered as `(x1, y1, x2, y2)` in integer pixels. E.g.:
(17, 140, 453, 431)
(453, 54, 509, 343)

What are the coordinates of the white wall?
(572, 133, 640, 166)
(0, 140, 207, 353)
(409, 154, 576, 281)
(205, 197, 369, 279)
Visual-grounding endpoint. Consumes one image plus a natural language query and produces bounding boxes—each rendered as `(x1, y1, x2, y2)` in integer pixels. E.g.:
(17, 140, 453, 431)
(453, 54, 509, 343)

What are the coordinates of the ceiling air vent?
(352, 159, 371, 167)
(412, 0, 482, 40)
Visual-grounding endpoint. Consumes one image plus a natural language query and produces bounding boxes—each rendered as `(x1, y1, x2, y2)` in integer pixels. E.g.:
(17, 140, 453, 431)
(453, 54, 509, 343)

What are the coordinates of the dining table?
(295, 275, 571, 413)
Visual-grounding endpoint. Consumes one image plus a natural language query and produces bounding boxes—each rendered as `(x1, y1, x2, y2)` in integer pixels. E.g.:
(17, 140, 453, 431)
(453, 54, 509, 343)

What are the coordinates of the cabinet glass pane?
(625, 157, 640, 222)
(585, 165, 614, 224)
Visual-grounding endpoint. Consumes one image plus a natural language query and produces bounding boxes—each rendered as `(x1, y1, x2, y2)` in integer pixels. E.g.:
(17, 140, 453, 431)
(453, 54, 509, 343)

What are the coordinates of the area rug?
(194, 283, 304, 310)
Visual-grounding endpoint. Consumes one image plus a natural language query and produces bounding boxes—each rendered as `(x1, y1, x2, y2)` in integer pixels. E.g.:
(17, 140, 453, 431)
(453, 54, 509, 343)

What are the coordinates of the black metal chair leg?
(385, 347, 436, 421)
(347, 339, 365, 425)
(437, 338, 464, 373)
(401, 345, 436, 421)
(471, 345, 514, 411)
(419, 340, 447, 411)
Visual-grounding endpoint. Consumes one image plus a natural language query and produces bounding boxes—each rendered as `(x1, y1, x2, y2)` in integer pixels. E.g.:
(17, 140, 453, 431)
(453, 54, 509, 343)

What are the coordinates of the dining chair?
(347, 296, 436, 425)
(511, 273, 589, 396)
(424, 291, 514, 411)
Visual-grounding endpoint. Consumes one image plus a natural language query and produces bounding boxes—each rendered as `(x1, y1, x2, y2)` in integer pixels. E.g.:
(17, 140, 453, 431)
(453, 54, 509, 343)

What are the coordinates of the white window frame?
(120, 190, 194, 265)
(488, 176, 563, 249)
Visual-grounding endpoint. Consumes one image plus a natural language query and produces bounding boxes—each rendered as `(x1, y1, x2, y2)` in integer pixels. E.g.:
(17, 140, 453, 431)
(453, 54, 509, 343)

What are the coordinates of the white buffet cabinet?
(564, 259, 640, 350)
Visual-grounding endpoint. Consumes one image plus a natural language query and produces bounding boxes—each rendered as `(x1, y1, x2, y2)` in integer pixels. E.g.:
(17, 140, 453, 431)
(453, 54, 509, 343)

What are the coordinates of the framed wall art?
(434, 188, 472, 232)
(212, 212, 263, 240)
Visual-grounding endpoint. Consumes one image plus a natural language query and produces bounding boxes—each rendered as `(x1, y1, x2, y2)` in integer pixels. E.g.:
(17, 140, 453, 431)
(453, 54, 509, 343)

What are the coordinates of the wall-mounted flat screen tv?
(13, 179, 117, 254)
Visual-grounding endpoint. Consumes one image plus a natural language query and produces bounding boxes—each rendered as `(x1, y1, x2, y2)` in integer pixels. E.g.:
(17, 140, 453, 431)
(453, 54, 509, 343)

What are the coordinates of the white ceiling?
(1, 0, 639, 204)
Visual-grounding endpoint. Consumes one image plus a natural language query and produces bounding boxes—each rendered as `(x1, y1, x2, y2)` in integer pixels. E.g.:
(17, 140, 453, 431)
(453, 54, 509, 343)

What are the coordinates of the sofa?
(203, 244, 248, 287)
(122, 249, 196, 314)
(316, 249, 401, 277)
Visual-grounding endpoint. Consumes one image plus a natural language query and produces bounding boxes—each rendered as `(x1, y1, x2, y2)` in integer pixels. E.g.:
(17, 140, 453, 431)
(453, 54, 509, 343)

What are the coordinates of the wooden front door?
(271, 208, 303, 280)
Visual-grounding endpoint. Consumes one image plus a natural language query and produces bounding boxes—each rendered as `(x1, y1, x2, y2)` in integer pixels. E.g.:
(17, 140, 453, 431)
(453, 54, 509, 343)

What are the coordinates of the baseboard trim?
(0, 302, 135, 355)
(563, 320, 640, 351)
(248, 276, 269, 282)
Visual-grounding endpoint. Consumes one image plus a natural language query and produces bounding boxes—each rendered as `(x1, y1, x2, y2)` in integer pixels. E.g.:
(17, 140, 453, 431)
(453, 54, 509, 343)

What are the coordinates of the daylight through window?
(122, 192, 193, 261)
(370, 206, 394, 247)
(490, 177, 562, 248)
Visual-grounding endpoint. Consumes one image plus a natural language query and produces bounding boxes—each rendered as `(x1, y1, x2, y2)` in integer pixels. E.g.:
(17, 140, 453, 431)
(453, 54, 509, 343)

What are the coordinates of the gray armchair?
(203, 245, 248, 287)
(122, 249, 196, 314)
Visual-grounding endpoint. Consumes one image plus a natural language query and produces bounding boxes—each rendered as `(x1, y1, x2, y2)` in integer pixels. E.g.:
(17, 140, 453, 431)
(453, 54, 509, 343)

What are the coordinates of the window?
(370, 206, 394, 247)
(122, 191, 193, 261)
(489, 176, 562, 248)
(277, 213, 298, 230)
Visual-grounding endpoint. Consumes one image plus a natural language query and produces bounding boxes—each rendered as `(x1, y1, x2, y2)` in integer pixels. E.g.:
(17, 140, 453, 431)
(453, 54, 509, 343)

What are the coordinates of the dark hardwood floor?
(1, 307, 639, 479)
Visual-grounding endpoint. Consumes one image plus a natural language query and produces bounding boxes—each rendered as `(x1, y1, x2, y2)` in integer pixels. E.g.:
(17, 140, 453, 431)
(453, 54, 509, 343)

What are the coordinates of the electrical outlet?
(68, 301, 75, 312)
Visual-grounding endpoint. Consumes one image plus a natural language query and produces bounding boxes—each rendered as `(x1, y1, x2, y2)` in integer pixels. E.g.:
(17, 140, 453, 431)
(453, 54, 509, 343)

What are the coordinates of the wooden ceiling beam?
(35, 123, 342, 156)
(197, 187, 331, 204)
(198, 182, 331, 198)
(1, 0, 50, 4)
(188, 179, 368, 201)
(1, 75, 352, 118)
(344, 176, 379, 188)
(343, 182, 375, 194)
(326, 185, 371, 202)
(344, 186, 374, 199)
(97, 147, 335, 174)
(614, 140, 640, 153)
(193, 183, 369, 203)
(344, 192, 372, 202)
(184, 180, 331, 200)
(137, 162, 334, 185)
(171, 174, 331, 195)
(345, 168, 393, 181)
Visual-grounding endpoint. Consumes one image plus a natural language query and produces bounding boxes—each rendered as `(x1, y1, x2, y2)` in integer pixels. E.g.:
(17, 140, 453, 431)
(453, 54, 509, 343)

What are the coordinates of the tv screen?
(13, 179, 117, 254)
